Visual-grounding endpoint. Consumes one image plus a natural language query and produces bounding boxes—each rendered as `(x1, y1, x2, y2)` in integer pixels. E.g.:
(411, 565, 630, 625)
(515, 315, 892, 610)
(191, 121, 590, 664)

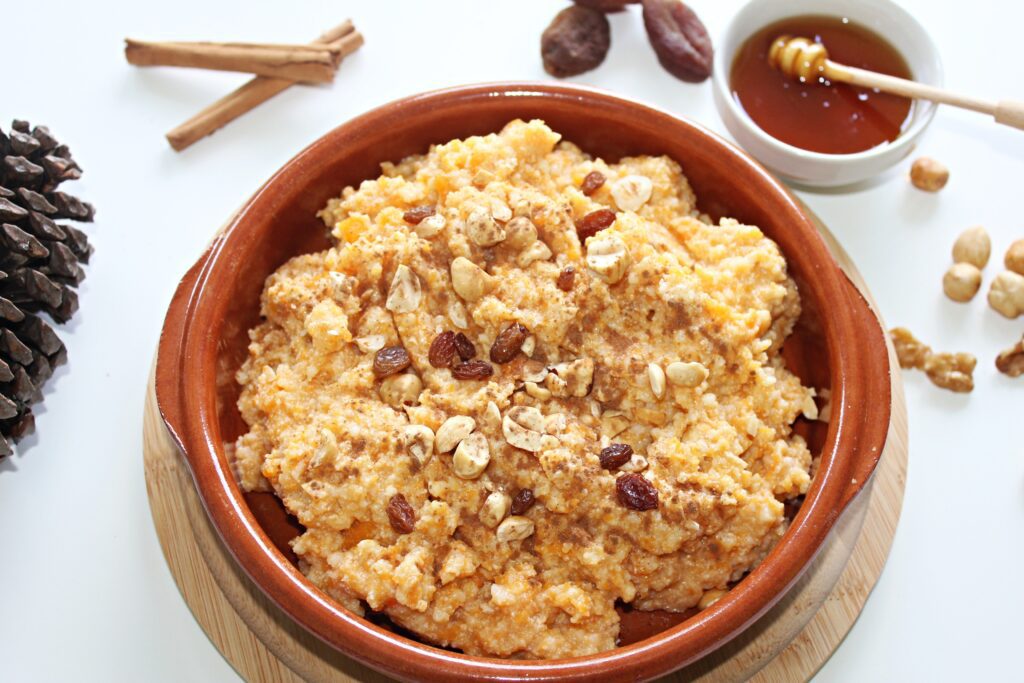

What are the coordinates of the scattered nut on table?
(987, 270, 1024, 318)
(909, 157, 949, 192)
(942, 262, 982, 302)
(995, 335, 1024, 378)
(890, 327, 975, 393)
(951, 226, 991, 269)
(1004, 239, 1024, 276)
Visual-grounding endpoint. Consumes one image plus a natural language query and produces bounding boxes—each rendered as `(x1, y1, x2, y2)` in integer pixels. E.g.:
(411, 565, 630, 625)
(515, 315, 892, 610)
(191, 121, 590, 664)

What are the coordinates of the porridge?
(233, 120, 817, 659)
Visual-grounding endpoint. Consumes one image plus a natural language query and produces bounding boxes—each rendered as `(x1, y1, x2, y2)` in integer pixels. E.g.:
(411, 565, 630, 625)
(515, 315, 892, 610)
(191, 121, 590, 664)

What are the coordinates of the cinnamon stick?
(125, 39, 341, 83)
(165, 21, 361, 152)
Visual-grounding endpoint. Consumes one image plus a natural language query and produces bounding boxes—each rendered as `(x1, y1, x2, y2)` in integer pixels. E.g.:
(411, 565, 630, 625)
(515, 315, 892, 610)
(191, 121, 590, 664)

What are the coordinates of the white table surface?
(1, 1, 1021, 680)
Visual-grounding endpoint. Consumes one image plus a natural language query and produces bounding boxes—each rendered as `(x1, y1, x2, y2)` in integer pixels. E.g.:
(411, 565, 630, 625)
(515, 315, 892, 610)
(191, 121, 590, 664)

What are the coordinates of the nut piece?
(386, 494, 416, 534)
(374, 345, 411, 378)
(385, 264, 422, 313)
(403, 424, 435, 465)
(516, 240, 553, 268)
(510, 488, 536, 515)
(924, 352, 976, 393)
(619, 452, 649, 473)
(504, 216, 538, 250)
(586, 233, 631, 284)
(909, 157, 949, 192)
(541, 6, 611, 78)
(379, 373, 422, 407)
(435, 415, 476, 453)
(524, 381, 552, 401)
(952, 226, 991, 269)
(479, 491, 512, 528)
(641, 0, 713, 83)
(943, 262, 982, 302)
(599, 443, 633, 470)
(354, 334, 386, 354)
(601, 410, 631, 439)
(647, 362, 666, 398)
(415, 213, 447, 238)
(1005, 239, 1024, 275)
(987, 270, 1024, 318)
(611, 175, 653, 212)
(890, 327, 931, 370)
(452, 432, 490, 479)
(502, 406, 547, 452)
(666, 360, 708, 387)
(616, 472, 659, 510)
(465, 207, 506, 247)
(448, 301, 469, 329)
(496, 515, 535, 542)
(996, 335, 1024, 378)
(451, 256, 494, 302)
(521, 335, 537, 358)
(698, 589, 728, 610)
(548, 358, 595, 397)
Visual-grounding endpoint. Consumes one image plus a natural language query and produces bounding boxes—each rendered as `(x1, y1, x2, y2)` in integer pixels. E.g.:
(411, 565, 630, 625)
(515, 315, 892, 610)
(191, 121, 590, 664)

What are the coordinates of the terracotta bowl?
(156, 83, 891, 681)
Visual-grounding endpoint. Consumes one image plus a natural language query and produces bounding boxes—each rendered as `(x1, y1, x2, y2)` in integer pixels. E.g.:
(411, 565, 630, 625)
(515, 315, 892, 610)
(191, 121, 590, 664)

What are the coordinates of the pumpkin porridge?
(233, 120, 817, 659)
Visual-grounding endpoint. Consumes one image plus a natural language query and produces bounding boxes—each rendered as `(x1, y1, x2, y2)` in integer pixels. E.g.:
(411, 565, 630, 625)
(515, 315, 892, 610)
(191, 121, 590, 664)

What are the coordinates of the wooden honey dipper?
(768, 35, 1024, 131)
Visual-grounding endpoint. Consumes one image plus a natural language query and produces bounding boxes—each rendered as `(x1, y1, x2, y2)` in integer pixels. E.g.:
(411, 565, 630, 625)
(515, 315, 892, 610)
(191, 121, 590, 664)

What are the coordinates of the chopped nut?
(698, 589, 728, 610)
(451, 256, 494, 302)
(952, 226, 991, 269)
(525, 381, 552, 401)
(890, 327, 931, 370)
(402, 205, 435, 225)
(495, 515, 535, 542)
(576, 208, 617, 242)
(910, 157, 949, 192)
(435, 416, 476, 453)
(483, 401, 502, 429)
(379, 373, 422, 407)
(385, 264, 422, 313)
(988, 270, 1024, 318)
(619, 452, 649, 473)
(556, 266, 576, 291)
(1005, 239, 1024, 275)
(548, 358, 595, 397)
(448, 301, 469, 329)
(647, 362, 666, 398)
(403, 424, 435, 465)
(610, 175, 653, 212)
(924, 352, 976, 393)
(599, 443, 633, 469)
(521, 335, 537, 357)
(586, 233, 630, 284)
(354, 334, 387, 354)
(665, 361, 708, 387)
(429, 331, 458, 368)
(452, 432, 490, 479)
(386, 493, 416, 534)
(996, 335, 1024, 378)
(415, 213, 447, 238)
(502, 406, 547, 451)
(516, 240, 553, 268)
(521, 360, 549, 383)
(943, 262, 982, 302)
(580, 170, 606, 196)
(465, 207, 507, 246)
(510, 488, 536, 515)
(504, 216, 538, 250)
(373, 346, 411, 378)
(800, 394, 819, 421)
(490, 322, 530, 363)
(616, 472, 659, 510)
(490, 201, 512, 223)
(600, 410, 630, 439)
(479, 491, 511, 528)
(452, 360, 494, 380)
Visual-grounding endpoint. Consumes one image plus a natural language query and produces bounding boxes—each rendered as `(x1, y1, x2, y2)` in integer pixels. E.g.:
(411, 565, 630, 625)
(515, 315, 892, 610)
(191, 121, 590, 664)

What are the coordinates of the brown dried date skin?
(453, 332, 476, 361)
(576, 208, 616, 242)
(616, 472, 659, 510)
(428, 331, 458, 368)
(573, 0, 639, 12)
(373, 346, 411, 378)
(452, 359, 494, 380)
(641, 0, 713, 83)
(386, 494, 416, 534)
(403, 205, 435, 225)
(510, 488, 536, 515)
(599, 443, 633, 469)
(541, 6, 611, 78)
(490, 322, 530, 363)
(557, 266, 576, 292)
(580, 171, 606, 196)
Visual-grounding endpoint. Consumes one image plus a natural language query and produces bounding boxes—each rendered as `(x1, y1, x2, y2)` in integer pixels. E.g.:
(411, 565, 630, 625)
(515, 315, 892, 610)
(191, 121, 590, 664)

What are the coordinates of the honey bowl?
(712, 0, 943, 188)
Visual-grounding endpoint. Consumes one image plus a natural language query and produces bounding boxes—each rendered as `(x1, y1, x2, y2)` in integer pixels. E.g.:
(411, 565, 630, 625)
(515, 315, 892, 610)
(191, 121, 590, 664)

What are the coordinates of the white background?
(1, 1, 1021, 681)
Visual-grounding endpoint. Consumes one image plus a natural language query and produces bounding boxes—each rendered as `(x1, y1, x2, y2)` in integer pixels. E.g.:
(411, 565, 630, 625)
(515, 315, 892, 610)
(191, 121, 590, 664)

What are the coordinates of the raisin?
(403, 205, 435, 225)
(575, 208, 616, 242)
(510, 489, 536, 515)
(557, 266, 576, 292)
(454, 332, 476, 360)
(490, 322, 530, 363)
(599, 443, 633, 470)
(616, 473, 659, 510)
(373, 346, 411, 378)
(541, 6, 611, 78)
(580, 171, 606, 196)
(641, 0, 713, 83)
(452, 359, 494, 380)
(386, 493, 416, 533)
(428, 331, 457, 368)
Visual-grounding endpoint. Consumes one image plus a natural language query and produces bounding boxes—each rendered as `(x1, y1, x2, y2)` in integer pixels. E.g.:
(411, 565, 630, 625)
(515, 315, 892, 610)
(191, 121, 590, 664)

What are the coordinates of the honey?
(730, 16, 914, 154)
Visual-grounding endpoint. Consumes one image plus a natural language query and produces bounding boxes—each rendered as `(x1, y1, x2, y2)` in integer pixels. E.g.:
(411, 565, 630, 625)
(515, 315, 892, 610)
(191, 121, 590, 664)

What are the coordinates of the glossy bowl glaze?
(156, 83, 891, 682)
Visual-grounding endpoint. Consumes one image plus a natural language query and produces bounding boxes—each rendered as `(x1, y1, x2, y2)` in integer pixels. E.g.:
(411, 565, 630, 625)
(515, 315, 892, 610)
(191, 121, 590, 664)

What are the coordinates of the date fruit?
(641, 0, 713, 83)
(542, 6, 612, 78)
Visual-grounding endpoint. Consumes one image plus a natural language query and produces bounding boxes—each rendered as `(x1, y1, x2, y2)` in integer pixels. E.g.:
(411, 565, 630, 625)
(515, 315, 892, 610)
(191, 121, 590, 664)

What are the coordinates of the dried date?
(556, 266, 577, 292)
(403, 205, 435, 225)
(616, 472, 659, 510)
(575, 208, 616, 242)
(428, 331, 458, 368)
(580, 171, 606, 196)
(599, 443, 633, 470)
(454, 332, 476, 360)
(373, 346, 411, 378)
(490, 322, 530, 363)
(510, 488, 536, 515)
(641, 0, 713, 83)
(541, 6, 611, 78)
(452, 359, 494, 380)
(387, 493, 416, 534)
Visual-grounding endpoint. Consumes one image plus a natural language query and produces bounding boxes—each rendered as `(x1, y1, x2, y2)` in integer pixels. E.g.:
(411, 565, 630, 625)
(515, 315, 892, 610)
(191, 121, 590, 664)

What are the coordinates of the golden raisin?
(373, 346, 411, 378)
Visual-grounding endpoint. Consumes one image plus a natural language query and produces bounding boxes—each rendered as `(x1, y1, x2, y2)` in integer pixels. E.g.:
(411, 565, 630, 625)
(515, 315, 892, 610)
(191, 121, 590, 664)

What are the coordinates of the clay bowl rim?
(156, 82, 891, 681)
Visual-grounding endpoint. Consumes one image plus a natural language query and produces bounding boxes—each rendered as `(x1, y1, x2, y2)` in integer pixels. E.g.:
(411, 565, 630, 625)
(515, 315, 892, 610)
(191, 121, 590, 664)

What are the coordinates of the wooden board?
(143, 218, 908, 683)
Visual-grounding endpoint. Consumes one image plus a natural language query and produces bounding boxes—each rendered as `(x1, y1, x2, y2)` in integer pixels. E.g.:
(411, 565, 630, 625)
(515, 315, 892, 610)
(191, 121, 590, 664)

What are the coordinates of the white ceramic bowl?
(712, 0, 943, 188)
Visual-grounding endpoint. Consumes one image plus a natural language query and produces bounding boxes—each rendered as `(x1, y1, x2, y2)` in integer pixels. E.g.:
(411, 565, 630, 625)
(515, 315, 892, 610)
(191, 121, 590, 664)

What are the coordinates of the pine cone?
(0, 120, 94, 458)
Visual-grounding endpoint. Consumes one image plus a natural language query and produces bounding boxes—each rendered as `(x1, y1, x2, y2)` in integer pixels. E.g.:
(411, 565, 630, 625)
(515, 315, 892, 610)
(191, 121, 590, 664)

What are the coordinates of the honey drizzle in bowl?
(730, 16, 914, 155)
